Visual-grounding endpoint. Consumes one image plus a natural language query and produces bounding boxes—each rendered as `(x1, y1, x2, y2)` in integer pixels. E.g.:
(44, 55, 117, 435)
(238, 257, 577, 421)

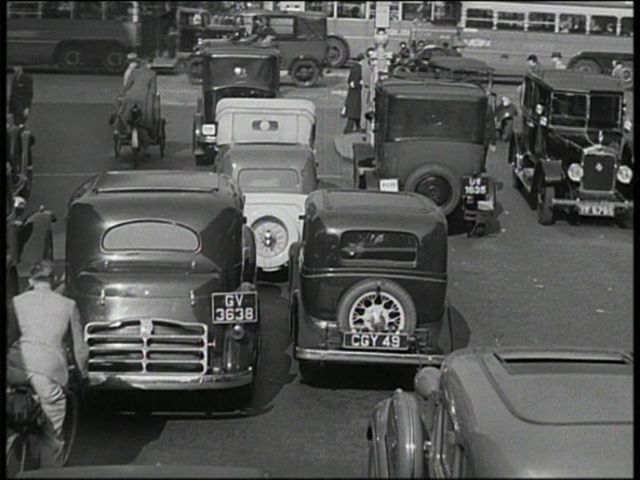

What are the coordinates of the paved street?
(13, 71, 633, 477)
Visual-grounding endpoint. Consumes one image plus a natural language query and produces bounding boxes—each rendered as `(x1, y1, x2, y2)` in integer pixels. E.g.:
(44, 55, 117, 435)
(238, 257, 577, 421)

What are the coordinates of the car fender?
(368, 397, 392, 478)
(536, 159, 564, 185)
(386, 389, 425, 478)
(19, 208, 55, 266)
(290, 55, 323, 75)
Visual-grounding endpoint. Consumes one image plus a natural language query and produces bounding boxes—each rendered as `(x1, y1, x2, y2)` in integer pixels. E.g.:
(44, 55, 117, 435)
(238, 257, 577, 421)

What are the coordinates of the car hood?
(17, 464, 267, 478)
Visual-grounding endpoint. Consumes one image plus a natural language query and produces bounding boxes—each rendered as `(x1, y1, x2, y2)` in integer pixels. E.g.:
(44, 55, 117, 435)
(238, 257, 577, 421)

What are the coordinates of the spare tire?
(337, 279, 417, 334)
(404, 164, 460, 216)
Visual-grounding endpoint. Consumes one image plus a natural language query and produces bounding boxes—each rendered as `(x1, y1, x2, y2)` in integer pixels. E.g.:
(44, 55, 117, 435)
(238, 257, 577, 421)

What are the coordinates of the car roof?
(429, 56, 494, 73)
(202, 45, 280, 58)
(379, 78, 486, 99)
(530, 69, 624, 92)
(90, 170, 234, 195)
(442, 346, 633, 477)
(307, 189, 445, 232)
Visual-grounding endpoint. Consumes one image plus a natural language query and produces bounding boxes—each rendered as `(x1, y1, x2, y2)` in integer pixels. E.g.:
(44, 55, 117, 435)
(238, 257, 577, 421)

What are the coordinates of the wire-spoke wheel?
(348, 291, 406, 333)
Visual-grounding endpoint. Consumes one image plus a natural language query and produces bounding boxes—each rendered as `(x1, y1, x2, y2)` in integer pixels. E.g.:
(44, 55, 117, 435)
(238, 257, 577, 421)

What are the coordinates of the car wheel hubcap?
(65, 50, 81, 66)
(349, 291, 405, 332)
(415, 176, 452, 206)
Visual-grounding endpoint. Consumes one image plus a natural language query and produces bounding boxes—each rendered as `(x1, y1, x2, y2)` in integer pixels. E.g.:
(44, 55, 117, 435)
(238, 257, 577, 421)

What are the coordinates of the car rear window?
(238, 168, 300, 190)
(340, 231, 418, 263)
(102, 221, 200, 252)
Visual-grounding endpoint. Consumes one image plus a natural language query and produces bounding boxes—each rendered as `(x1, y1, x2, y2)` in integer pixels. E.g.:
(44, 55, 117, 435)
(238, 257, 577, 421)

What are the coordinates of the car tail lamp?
(230, 324, 245, 341)
(201, 124, 216, 136)
(616, 165, 633, 184)
(567, 163, 584, 182)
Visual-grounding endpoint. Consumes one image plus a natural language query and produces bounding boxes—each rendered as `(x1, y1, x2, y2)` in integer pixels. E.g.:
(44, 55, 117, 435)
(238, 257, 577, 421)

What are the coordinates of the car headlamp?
(616, 165, 633, 184)
(567, 163, 584, 182)
(201, 124, 216, 136)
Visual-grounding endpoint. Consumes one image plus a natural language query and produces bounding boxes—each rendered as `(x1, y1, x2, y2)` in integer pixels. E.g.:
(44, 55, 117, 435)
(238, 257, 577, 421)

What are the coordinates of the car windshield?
(205, 56, 276, 88)
(386, 98, 486, 143)
(551, 93, 587, 127)
(589, 94, 622, 130)
(238, 168, 300, 191)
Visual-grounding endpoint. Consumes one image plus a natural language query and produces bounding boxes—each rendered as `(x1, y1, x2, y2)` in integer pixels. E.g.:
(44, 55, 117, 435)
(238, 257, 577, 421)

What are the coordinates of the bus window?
(337, 1, 366, 19)
(465, 8, 493, 30)
(75, 1, 103, 20)
(7, 1, 42, 18)
(306, 1, 335, 18)
(559, 14, 586, 34)
(42, 2, 73, 19)
(621, 17, 633, 36)
(401, 2, 425, 22)
(497, 11, 524, 31)
(105, 1, 134, 21)
(369, 1, 400, 21)
(528, 12, 555, 32)
(590, 16, 617, 35)
(432, 1, 459, 26)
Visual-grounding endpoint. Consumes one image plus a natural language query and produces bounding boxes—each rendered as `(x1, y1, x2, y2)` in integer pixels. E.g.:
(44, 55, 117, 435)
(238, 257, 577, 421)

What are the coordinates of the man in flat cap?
(7, 260, 89, 467)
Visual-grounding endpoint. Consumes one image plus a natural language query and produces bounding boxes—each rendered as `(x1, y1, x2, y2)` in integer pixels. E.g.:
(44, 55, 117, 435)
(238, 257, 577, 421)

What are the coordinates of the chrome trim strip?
(296, 347, 443, 366)
(88, 370, 253, 390)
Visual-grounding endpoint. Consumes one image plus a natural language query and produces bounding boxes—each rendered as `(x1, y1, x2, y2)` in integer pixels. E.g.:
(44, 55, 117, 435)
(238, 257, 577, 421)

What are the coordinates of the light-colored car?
(216, 98, 317, 272)
(368, 347, 633, 478)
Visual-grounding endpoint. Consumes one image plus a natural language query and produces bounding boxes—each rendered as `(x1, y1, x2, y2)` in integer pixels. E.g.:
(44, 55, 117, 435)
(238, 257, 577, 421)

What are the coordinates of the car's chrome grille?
(582, 154, 615, 192)
(86, 319, 207, 374)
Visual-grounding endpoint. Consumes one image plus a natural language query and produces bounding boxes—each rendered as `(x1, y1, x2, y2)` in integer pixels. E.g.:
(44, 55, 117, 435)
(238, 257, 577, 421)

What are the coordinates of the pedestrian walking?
(6, 260, 89, 468)
(551, 52, 566, 69)
(8, 62, 33, 126)
(526, 54, 542, 74)
(343, 54, 363, 134)
(611, 59, 626, 81)
(122, 52, 139, 87)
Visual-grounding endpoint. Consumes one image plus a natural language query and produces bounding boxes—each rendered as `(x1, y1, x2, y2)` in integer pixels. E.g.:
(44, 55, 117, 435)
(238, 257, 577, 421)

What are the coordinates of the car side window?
(269, 16, 296, 40)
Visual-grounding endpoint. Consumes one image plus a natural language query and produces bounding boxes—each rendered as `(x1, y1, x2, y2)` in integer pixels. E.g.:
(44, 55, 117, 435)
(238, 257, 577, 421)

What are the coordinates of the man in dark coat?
(9, 63, 33, 126)
(344, 54, 363, 134)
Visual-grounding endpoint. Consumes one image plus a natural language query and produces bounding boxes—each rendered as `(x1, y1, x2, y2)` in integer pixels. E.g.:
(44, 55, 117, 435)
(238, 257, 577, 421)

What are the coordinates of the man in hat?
(526, 54, 542, 74)
(8, 62, 33, 126)
(551, 52, 566, 69)
(7, 260, 89, 467)
(123, 51, 139, 87)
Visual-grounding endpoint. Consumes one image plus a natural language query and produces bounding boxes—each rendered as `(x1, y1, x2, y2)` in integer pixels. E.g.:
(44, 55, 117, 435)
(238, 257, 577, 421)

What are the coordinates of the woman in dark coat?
(343, 54, 363, 133)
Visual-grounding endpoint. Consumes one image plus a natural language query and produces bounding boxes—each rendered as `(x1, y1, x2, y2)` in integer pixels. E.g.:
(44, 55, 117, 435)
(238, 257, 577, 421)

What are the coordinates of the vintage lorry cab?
(65, 170, 260, 397)
(509, 69, 634, 227)
(192, 45, 280, 166)
(216, 98, 318, 273)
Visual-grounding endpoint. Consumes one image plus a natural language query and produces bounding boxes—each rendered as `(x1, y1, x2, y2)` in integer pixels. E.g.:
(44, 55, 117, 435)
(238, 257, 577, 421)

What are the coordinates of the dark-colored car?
(65, 171, 259, 396)
(238, 10, 329, 87)
(192, 45, 280, 166)
(17, 464, 268, 478)
(6, 113, 35, 199)
(568, 51, 633, 88)
(289, 190, 452, 381)
(509, 69, 634, 227)
(368, 347, 633, 478)
(356, 60, 497, 235)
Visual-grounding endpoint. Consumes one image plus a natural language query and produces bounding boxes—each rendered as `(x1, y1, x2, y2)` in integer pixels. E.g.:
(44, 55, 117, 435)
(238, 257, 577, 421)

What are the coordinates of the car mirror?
(414, 366, 441, 399)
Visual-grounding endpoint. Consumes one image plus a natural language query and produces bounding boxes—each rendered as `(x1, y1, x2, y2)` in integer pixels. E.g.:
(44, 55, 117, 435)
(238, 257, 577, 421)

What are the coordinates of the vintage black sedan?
(509, 69, 634, 227)
(192, 45, 280, 166)
(289, 190, 451, 381)
(368, 347, 633, 478)
(65, 171, 259, 396)
(355, 68, 496, 236)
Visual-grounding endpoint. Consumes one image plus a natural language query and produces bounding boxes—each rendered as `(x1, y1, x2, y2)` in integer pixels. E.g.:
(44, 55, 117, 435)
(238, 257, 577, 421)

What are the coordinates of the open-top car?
(216, 98, 318, 273)
(509, 69, 634, 227)
(289, 190, 452, 381)
(65, 170, 259, 398)
(193, 45, 280, 166)
(355, 69, 497, 236)
(368, 347, 633, 478)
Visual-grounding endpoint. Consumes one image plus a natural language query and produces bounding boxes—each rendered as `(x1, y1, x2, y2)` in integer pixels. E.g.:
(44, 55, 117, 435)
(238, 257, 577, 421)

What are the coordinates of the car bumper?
(552, 198, 633, 212)
(88, 368, 253, 390)
(295, 346, 443, 366)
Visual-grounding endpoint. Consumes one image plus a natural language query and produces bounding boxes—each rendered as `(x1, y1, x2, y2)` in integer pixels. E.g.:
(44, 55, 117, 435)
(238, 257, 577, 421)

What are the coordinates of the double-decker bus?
(268, 1, 633, 76)
(6, 1, 141, 73)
